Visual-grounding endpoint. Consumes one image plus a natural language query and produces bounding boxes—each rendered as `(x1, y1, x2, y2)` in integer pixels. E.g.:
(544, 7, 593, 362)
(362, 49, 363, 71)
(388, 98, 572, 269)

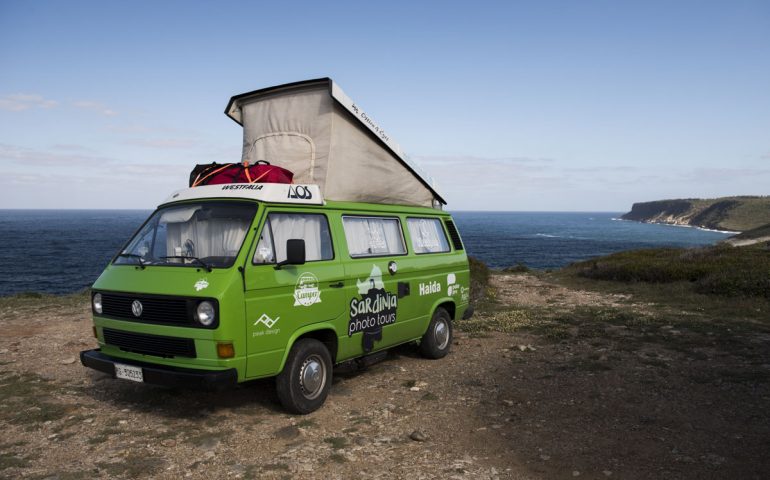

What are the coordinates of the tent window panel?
(406, 218, 450, 254)
(256, 213, 333, 264)
(342, 216, 406, 257)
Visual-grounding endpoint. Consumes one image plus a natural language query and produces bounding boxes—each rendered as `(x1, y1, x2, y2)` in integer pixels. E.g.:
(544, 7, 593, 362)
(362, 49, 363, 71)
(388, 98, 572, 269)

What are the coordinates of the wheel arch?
(433, 299, 456, 320)
(279, 323, 339, 372)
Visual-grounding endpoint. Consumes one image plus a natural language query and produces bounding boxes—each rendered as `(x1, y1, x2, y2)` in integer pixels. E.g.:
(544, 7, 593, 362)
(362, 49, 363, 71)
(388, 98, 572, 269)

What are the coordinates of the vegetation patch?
(323, 436, 348, 450)
(565, 244, 770, 299)
(502, 263, 530, 274)
(0, 372, 73, 427)
(96, 452, 165, 478)
(329, 453, 347, 464)
(469, 256, 492, 306)
(0, 451, 30, 470)
(297, 418, 316, 428)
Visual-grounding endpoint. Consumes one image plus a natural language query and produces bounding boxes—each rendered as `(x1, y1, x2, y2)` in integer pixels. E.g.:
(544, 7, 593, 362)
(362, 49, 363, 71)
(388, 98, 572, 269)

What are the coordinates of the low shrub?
(468, 256, 490, 305)
(502, 263, 530, 273)
(565, 244, 770, 299)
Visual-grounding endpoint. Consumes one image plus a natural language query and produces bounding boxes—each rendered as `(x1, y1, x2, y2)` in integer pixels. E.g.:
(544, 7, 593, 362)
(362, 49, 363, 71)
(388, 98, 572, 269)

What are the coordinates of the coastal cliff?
(621, 196, 770, 232)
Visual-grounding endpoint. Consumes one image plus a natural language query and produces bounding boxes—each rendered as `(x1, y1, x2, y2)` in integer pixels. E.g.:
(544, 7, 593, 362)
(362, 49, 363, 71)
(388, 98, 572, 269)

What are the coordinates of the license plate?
(114, 363, 143, 383)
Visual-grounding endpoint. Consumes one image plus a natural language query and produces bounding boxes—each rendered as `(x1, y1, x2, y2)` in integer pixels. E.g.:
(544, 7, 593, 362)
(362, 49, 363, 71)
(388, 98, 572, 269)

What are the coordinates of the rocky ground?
(1, 273, 769, 479)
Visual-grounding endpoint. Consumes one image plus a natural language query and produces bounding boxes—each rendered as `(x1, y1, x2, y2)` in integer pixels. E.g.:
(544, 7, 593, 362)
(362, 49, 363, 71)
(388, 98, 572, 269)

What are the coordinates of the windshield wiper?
(160, 256, 213, 272)
(117, 253, 146, 269)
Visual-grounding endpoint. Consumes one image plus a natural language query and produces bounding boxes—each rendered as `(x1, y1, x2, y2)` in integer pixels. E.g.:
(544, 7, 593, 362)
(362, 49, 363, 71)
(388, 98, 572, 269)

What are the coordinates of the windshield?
(114, 202, 258, 269)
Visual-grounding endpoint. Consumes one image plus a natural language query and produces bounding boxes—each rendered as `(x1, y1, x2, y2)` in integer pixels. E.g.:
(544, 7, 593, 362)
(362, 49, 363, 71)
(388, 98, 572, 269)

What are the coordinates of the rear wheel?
(276, 338, 332, 414)
(420, 307, 452, 359)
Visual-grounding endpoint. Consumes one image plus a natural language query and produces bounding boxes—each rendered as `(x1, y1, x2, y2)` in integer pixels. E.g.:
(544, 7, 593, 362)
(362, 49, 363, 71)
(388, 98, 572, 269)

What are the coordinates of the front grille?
(103, 328, 196, 358)
(101, 293, 190, 324)
(444, 220, 464, 251)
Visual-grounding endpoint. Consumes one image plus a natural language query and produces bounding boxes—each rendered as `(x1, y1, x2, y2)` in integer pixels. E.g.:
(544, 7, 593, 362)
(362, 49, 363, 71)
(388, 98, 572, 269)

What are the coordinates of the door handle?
(329, 281, 344, 288)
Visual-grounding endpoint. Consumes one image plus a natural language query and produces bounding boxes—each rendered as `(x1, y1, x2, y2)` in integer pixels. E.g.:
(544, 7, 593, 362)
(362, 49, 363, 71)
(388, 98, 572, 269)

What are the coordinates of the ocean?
(0, 210, 732, 297)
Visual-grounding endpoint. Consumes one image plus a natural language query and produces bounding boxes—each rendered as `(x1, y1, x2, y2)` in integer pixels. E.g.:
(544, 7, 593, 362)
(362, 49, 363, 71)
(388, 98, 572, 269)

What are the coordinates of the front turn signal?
(217, 343, 235, 359)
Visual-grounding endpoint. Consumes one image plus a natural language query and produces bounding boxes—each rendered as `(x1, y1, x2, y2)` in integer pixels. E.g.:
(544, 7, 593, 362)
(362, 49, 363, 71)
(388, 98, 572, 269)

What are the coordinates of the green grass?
(732, 222, 770, 241)
(0, 289, 90, 310)
(323, 437, 348, 450)
(564, 244, 770, 299)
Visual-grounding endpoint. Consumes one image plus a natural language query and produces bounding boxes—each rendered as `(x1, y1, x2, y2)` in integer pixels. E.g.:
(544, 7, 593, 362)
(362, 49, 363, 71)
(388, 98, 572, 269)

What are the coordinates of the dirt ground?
(1, 273, 769, 479)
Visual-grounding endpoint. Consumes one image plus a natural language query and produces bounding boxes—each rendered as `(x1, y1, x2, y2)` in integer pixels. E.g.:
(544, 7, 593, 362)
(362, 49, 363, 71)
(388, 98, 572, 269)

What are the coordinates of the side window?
(253, 213, 333, 264)
(407, 218, 450, 254)
(253, 218, 275, 264)
(342, 216, 406, 257)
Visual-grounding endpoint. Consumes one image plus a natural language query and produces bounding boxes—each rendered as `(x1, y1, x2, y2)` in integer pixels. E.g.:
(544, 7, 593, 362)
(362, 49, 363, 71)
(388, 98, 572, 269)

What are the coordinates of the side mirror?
(275, 239, 306, 269)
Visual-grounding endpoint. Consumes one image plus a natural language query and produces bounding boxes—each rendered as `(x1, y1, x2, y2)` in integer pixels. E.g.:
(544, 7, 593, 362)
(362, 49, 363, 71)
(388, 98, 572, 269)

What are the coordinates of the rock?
(409, 431, 427, 442)
(203, 451, 215, 460)
(502, 400, 514, 407)
(161, 439, 176, 447)
(603, 471, 613, 477)
(61, 357, 77, 365)
(409, 386, 421, 392)
(572, 471, 581, 477)
(539, 454, 550, 461)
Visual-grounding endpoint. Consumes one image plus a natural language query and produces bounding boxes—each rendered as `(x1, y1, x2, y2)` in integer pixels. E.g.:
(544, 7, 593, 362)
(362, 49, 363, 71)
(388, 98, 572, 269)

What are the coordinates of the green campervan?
(80, 79, 472, 413)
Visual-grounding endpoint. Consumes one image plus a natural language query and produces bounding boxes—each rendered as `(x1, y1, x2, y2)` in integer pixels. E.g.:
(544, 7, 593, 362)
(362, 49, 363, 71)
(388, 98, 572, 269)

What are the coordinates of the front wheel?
(276, 339, 332, 414)
(420, 307, 452, 359)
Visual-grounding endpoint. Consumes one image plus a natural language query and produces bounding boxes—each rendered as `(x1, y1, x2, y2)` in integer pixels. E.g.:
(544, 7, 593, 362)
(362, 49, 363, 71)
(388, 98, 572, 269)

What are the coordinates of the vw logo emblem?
(131, 300, 143, 317)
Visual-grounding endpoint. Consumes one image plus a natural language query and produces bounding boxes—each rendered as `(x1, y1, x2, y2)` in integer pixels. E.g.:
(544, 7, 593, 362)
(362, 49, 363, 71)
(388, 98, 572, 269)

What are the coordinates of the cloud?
(0, 143, 114, 166)
(50, 144, 94, 152)
(683, 167, 770, 182)
(0, 93, 59, 111)
(72, 100, 118, 116)
(122, 138, 199, 149)
(563, 166, 639, 174)
(416, 155, 556, 167)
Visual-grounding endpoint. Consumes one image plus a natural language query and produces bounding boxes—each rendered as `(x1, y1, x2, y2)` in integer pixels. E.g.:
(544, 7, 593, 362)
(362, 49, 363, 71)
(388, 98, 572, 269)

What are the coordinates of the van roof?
(158, 183, 449, 216)
(160, 183, 324, 206)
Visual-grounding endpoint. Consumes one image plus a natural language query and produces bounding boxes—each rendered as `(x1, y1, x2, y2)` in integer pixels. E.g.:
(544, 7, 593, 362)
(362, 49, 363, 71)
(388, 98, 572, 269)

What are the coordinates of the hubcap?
(434, 319, 449, 350)
(299, 355, 326, 400)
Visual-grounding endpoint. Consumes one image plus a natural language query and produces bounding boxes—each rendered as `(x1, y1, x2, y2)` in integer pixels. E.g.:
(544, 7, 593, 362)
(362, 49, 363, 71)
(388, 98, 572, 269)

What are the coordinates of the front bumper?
(80, 349, 238, 389)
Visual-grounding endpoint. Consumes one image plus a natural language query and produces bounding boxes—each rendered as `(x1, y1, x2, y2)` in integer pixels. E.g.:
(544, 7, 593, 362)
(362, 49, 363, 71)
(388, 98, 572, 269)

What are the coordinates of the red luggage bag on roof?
(189, 161, 293, 187)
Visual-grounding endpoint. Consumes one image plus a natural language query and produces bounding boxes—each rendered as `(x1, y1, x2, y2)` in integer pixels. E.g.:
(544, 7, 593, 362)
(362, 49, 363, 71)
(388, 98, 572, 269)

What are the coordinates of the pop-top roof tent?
(224, 78, 445, 208)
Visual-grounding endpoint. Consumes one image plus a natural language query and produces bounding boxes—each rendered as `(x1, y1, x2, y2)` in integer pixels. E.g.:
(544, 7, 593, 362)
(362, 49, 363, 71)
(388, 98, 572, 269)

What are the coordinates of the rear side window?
(253, 213, 333, 264)
(342, 216, 406, 257)
(406, 218, 450, 254)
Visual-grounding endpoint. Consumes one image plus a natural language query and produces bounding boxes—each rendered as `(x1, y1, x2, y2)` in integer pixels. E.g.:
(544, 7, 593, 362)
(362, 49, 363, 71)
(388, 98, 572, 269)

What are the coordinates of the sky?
(1, 0, 768, 211)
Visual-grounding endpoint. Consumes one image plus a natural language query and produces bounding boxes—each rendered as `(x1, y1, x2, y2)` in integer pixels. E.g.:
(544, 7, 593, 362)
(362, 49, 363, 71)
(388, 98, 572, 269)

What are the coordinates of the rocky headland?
(621, 196, 770, 241)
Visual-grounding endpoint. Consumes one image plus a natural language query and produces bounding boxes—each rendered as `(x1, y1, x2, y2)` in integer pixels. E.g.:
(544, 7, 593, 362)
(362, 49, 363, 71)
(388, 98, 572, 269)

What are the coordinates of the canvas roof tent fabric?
(224, 78, 445, 208)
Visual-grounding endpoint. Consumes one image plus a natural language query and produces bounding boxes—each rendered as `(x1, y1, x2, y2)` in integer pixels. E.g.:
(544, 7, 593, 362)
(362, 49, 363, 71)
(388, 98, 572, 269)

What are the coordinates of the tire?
(276, 338, 333, 414)
(420, 307, 452, 359)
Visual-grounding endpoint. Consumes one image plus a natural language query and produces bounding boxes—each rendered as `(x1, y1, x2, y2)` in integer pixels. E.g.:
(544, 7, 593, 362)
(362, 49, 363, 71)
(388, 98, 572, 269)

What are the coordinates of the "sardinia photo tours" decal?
(349, 265, 397, 352)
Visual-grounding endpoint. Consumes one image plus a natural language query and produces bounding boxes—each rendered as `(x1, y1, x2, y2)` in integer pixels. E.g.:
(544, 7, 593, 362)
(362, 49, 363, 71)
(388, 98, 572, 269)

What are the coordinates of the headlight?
(196, 301, 216, 326)
(92, 293, 103, 314)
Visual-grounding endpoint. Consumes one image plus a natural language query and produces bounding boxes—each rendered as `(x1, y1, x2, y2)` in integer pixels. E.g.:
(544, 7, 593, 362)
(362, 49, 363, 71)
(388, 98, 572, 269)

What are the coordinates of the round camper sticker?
(294, 272, 322, 307)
